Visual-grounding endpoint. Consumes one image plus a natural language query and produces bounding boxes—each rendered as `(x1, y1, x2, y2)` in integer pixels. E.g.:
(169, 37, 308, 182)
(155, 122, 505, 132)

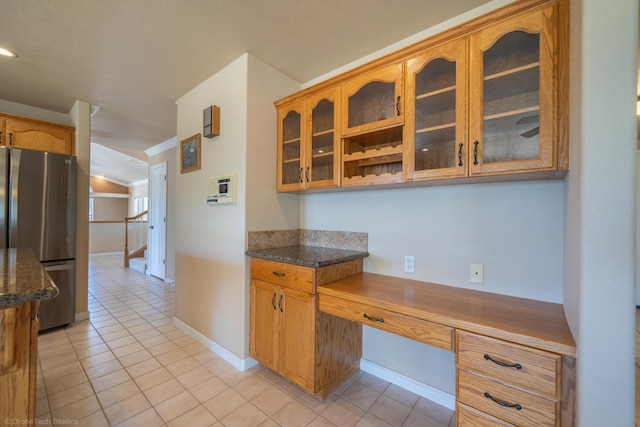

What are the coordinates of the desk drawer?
(319, 294, 453, 351)
(457, 331, 560, 397)
(458, 369, 559, 427)
(251, 258, 314, 293)
(457, 403, 516, 426)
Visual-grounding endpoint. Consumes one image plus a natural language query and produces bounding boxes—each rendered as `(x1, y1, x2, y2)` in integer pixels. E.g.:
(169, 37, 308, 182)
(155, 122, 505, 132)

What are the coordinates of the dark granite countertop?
(246, 245, 369, 268)
(0, 248, 59, 307)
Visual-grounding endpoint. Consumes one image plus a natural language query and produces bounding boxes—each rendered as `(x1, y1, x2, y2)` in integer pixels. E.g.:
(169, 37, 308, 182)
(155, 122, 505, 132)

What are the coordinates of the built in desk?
(318, 272, 576, 426)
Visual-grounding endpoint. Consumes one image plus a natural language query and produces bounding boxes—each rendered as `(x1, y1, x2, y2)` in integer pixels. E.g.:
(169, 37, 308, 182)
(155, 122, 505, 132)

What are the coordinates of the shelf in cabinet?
(416, 122, 455, 134)
(342, 171, 403, 186)
(312, 129, 334, 138)
(283, 158, 301, 164)
(416, 85, 456, 100)
(311, 152, 334, 166)
(484, 106, 539, 122)
(343, 144, 402, 162)
(484, 62, 540, 82)
(283, 138, 301, 145)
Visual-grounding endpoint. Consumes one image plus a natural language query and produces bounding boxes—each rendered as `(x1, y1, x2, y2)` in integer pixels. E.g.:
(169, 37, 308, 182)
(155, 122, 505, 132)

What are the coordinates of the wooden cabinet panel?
(468, 5, 556, 176)
(276, 101, 304, 191)
(457, 403, 516, 426)
(250, 258, 314, 293)
(404, 38, 469, 181)
(279, 287, 315, 390)
(305, 87, 341, 189)
(5, 118, 75, 155)
(0, 303, 37, 421)
(249, 280, 279, 372)
(457, 330, 561, 397)
(0, 117, 5, 146)
(458, 369, 559, 427)
(319, 293, 453, 351)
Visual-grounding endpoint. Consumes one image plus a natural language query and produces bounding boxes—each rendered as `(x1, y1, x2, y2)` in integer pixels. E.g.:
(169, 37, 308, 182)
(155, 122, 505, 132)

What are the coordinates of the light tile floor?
(35, 254, 455, 427)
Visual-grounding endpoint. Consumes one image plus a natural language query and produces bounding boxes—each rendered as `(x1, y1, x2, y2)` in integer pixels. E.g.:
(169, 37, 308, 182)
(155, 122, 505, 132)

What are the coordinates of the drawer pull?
(278, 294, 284, 312)
(272, 272, 286, 277)
(484, 354, 522, 370)
(484, 392, 522, 410)
(363, 313, 384, 323)
(271, 293, 277, 310)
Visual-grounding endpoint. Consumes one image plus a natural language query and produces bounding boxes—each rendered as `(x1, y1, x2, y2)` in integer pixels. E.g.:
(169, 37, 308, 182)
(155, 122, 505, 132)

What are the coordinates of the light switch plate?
(470, 263, 484, 284)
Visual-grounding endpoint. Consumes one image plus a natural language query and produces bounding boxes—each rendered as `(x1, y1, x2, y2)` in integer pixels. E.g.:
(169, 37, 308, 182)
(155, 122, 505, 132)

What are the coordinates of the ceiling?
(0, 0, 492, 185)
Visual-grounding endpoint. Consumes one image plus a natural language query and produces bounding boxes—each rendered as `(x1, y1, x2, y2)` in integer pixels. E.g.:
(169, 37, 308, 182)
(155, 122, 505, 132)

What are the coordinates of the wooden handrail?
(124, 210, 148, 268)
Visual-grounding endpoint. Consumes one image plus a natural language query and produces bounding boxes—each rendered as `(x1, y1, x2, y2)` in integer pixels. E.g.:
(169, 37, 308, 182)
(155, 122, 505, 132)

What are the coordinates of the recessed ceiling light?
(0, 47, 17, 58)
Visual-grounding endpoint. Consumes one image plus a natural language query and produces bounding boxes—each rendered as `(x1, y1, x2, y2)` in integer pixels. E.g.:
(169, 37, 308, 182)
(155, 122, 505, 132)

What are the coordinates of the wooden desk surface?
(318, 273, 576, 357)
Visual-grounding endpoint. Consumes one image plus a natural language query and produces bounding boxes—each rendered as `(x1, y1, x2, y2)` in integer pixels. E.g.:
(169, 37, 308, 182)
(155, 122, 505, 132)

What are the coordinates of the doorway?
(148, 162, 167, 279)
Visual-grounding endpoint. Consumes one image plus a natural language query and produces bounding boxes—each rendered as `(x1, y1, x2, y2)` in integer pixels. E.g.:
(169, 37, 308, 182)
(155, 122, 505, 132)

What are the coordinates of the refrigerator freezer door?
(9, 148, 77, 261)
(0, 148, 7, 249)
(39, 260, 75, 330)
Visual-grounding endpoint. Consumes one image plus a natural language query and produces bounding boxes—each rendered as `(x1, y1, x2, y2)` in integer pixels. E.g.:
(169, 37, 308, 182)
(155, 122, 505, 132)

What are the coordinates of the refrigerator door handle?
(8, 149, 20, 249)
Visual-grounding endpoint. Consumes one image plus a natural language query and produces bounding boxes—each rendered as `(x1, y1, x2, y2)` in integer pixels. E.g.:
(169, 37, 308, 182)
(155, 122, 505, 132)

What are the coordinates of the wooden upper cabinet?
(341, 62, 404, 137)
(4, 117, 75, 155)
(276, 101, 304, 191)
(468, 5, 556, 176)
(404, 38, 469, 181)
(305, 87, 341, 189)
(0, 117, 5, 146)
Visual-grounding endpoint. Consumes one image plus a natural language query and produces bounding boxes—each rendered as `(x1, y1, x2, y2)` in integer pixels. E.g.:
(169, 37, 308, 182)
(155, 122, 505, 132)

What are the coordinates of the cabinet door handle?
(299, 167, 303, 183)
(305, 166, 309, 183)
(473, 141, 479, 165)
(457, 143, 464, 167)
(9, 133, 13, 146)
(484, 392, 522, 410)
(271, 292, 277, 310)
(483, 354, 522, 370)
(272, 271, 285, 277)
(278, 294, 284, 312)
(363, 313, 384, 323)
(396, 96, 401, 116)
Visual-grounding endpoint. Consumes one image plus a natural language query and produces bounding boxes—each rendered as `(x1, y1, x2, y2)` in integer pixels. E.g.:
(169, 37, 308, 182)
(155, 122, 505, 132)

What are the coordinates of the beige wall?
(174, 54, 299, 359)
(90, 177, 128, 193)
(89, 222, 125, 253)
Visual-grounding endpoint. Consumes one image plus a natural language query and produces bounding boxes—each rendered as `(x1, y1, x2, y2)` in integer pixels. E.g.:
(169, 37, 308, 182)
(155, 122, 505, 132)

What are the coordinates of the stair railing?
(124, 210, 148, 267)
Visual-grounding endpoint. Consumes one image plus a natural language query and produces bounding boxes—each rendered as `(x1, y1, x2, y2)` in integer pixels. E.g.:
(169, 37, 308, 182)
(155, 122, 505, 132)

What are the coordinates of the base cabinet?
(249, 257, 363, 399)
(0, 302, 39, 421)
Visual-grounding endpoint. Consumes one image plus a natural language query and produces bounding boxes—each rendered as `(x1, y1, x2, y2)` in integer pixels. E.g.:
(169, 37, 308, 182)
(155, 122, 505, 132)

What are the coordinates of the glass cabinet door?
(341, 62, 404, 136)
(276, 103, 303, 191)
(404, 38, 468, 181)
(305, 87, 340, 189)
(469, 5, 555, 176)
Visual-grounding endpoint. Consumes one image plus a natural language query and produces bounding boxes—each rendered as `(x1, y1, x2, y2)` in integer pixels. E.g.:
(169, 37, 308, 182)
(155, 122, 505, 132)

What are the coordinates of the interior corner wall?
(563, 0, 637, 425)
(68, 100, 91, 319)
(174, 55, 250, 358)
(149, 147, 176, 282)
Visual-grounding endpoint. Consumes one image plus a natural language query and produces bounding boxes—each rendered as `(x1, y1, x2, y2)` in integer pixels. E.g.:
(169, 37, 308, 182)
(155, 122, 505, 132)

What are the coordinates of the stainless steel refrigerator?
(0, 147, 77, 331)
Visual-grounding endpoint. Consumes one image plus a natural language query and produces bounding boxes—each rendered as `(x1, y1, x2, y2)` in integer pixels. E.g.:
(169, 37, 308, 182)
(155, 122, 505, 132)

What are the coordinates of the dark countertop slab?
(246, 245, 369, 268)
(0, 248, 59, 307)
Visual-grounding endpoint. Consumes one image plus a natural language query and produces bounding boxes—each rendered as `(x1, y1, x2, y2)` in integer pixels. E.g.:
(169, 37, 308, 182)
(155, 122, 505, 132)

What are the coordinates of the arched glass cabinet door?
(276, 103, 303, 192)
(469, 5, 556, 176)
(404, 38, 468, 181)
(305, 87, 340, 189)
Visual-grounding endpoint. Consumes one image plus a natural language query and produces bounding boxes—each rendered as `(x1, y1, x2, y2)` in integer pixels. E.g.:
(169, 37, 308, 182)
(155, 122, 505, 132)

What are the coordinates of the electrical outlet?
(470, 263, 484, 284)
(404, 256, 415, 273)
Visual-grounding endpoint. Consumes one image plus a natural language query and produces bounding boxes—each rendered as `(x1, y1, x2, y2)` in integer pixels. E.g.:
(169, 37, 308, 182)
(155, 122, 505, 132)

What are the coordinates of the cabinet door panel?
(341, 62, 404, 136)
(249, 280, 279, 371)
(306, 87, 341, 189)
(469, 5, 555, 175)
(5, 119, 74, 155)
(279, 287, 315, 391)
(405, 38, 468, 181)
(276, 103, 304, 192)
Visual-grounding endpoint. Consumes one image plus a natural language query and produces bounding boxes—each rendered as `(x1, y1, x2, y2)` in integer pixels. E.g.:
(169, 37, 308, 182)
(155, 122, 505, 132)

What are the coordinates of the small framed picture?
(180, 133, 201, 173)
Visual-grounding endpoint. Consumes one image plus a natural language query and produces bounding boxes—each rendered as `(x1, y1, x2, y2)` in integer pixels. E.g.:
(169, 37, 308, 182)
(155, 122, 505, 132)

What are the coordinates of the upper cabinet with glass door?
(305, 87, 340, 189)
(404, 38, 468, 181)
(276, 100, 304, 192)
(468, 5, 557, 176)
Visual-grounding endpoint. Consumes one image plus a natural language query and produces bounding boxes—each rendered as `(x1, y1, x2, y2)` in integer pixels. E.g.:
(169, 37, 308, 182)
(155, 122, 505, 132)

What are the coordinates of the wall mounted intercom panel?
(206, 173, 237, 205)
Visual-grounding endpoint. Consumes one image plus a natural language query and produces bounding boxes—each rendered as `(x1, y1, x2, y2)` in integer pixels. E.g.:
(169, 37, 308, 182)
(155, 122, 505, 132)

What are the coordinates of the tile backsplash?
(247, 229, 368, 252)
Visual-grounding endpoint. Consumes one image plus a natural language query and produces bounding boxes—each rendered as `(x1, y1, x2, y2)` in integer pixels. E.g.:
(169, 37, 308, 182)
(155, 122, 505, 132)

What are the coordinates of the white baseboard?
(74, 311, 90, 322)
(172, 317, 257, 372)
(89, 251, 122, 256)
(360, 359, 455, 410)
(164, 278, 175, 286)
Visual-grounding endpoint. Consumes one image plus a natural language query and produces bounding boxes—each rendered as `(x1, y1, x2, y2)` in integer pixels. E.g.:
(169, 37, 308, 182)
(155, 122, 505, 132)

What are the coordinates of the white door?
(149, 162, 167, 279)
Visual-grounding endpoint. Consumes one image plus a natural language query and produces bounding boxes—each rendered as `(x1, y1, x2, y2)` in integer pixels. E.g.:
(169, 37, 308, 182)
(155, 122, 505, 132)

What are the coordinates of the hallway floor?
(34, 254, 454, 426)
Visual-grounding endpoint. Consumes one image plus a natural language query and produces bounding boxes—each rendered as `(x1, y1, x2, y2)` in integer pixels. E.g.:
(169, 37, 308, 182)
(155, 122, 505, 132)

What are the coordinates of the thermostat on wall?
(206, 173, 237, 205)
